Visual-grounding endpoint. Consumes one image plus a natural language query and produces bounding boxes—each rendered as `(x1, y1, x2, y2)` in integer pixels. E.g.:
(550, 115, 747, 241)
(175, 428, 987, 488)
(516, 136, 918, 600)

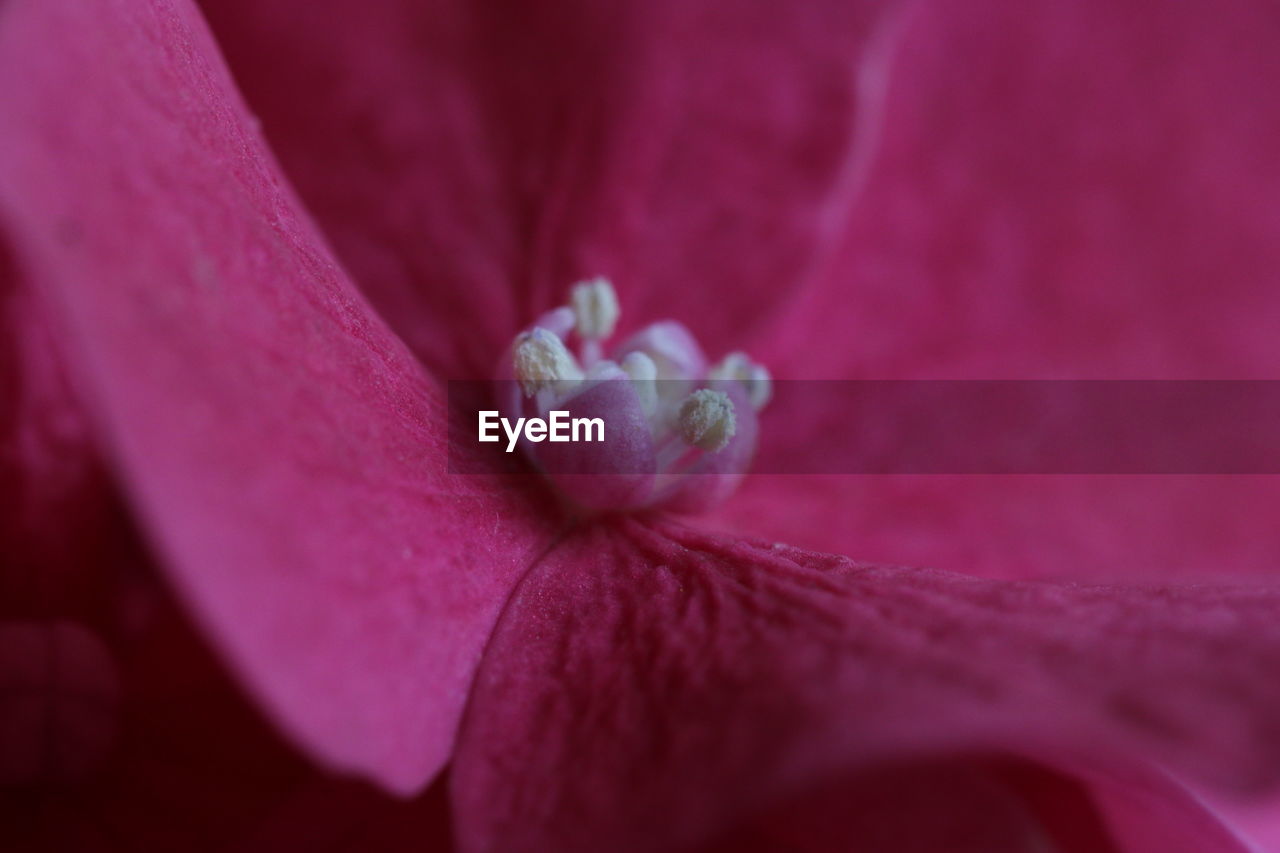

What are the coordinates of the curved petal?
(197, 0, 899, 376)
(1, 248, 136, 615)
(2, 576, 455, 849)
(699, 760, 1251, 853)
(1199, 792, 1280, 853)
(0, 0, 556, 793)
(452, 520, 1280, 852)
(1064, 766, 1254, 853)
(706, 474, 1280, 584)
(712, 0, 1280, 585)
(698, 761, 1083, 853)
(762, 0, 1280, 379)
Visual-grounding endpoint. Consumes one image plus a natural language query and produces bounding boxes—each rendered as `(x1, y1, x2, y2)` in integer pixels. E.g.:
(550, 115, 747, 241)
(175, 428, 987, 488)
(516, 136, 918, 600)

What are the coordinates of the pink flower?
(5, 0, 1280, 850)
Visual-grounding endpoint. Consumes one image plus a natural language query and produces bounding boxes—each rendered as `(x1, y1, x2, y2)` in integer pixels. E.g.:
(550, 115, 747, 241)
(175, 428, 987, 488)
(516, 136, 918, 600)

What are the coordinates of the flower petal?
(452, 520, 1280, 852)
(721, 0, 1280, 585)
(698, 761, 1077, 853)
(707, 475, 1280, 584)
(1, 250, 136, 611)
(0, 0, 555, 793)
(2, 574, 455, 849)
(762, 0, 1280, 379)
(198, 0, 900, 375)
(699, 760, 1251, 853)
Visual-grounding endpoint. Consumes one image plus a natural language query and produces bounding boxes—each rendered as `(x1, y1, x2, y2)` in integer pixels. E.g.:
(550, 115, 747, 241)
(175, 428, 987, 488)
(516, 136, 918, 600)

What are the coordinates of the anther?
(570, 277, 620, 341)
(708, 351, 773, 410)
(677, 389, 736, 452)
(513, 327, 584, 397)
(620, 351, 658, 415)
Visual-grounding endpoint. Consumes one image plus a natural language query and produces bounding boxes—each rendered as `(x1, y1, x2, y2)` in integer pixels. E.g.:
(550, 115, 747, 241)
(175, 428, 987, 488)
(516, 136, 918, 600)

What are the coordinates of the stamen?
(513, 327, 584, 397)
(677, 389, 736, 452)
(497, 278, 764, 514)
(570, 277, 620, 341)
(708, 351, 773, 410)
(584, 359, 622, 381)
(615, 321, 707, 381)
(620, 351, 658, 415)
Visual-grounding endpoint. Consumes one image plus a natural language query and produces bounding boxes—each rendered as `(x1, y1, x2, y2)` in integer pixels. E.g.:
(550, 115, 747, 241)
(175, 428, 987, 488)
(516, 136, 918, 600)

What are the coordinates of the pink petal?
(1, 257, 136, 611)
(712, 0, 1280, 584)
(699, 761, 1079, 853)
(3, 589, 459, 851)
(452, 520, 1280, 852)
(763, 0, 1280, 379)
(1066, 766, 1253, 853)
(1199, 790, 1280, 853)
(0, 0, 556, 793)
(699, 760, 1251, 853)
(709, 475, 1280, 584)
(198, 0, 898, 375)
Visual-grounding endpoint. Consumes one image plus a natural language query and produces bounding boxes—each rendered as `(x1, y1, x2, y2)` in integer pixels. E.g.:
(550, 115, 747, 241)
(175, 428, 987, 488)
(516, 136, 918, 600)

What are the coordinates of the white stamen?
(620, 351, 658, 415)
(677, 389, 736, 452)
(513, 327, 584, 397)
(570, 277, 620, 341)
(584, 358, 622, 381)
(708, 351, 773, 410)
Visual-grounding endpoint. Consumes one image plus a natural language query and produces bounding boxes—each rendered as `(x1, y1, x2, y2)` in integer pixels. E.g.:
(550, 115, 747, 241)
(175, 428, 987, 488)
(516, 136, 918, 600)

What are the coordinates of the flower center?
(498, 277, 770, 513)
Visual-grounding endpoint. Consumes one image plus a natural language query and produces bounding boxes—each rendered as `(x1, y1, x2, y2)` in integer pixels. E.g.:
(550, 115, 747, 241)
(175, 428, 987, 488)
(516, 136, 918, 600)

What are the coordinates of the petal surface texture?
(0, 0, 554, 793)
(198, 0, 893, 376)
(199, 0, 1280, 588)
(452, 521, 1280, 852)
(710, 0, 1280, 583)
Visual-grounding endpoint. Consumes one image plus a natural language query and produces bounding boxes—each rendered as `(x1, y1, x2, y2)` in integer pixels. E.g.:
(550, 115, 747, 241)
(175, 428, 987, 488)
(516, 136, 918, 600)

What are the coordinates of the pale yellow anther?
(620, 351, 658, 415)
(570, 277, 620, 340)
(677, 389, 736, 452)
(708, 351, 773, 410)
(513, 327, 584, 397)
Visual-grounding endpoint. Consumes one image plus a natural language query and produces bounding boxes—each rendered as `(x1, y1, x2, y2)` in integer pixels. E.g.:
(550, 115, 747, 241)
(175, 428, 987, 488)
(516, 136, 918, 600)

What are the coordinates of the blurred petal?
(453, 520, 1280, 852)
(765, 0, 1280, 378)
(3, 576, 455, 850)
(3, 592, 312, 851)
(698, 761, 1069, 853)
(1198, 790, 1280, 853)
(0, 0, 556, 793)
(1, 249, 135, 615)
(1064, 765, 1252, 853)
(698, 760, 1251, 853)
(708, 475, 1280, 584)
(236, 772, 455, 852)
(198, 0, 897, 375)
(718, 0, 1280, 584)
(0, 622, 120, 786)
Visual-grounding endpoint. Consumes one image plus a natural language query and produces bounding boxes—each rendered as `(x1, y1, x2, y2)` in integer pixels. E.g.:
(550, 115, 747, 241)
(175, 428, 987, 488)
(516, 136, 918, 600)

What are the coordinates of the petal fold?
(452, 520, 1280, 852)
(0, 0, 554, 793)
(198, 0, 899, 375)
